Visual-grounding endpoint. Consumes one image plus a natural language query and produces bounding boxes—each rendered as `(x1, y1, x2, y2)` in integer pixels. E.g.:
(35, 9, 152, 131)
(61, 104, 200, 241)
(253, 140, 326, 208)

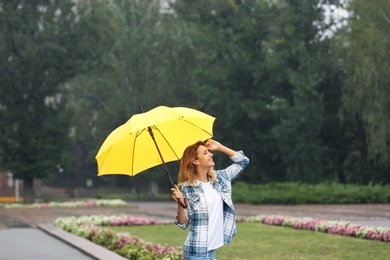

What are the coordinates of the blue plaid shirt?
(175, 151, 250, 256)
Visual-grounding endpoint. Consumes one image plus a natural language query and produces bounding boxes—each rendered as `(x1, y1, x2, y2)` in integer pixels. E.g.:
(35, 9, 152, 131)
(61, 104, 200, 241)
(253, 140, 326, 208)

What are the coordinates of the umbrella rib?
(96, 146, 112, 175)
(150, 117, 213, 161)
(178, 117, 214, 137)
(131, 129, 145, 176)
(152, 125, 181, 160)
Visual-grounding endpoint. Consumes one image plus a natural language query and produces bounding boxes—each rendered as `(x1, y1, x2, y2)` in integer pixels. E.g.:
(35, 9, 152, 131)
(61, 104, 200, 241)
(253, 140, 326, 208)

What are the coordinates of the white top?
(202, 181, 224, 250)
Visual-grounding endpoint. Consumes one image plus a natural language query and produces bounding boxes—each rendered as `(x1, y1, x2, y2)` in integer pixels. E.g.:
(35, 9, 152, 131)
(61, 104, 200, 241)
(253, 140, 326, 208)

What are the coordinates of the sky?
(319, 1, 351, 39)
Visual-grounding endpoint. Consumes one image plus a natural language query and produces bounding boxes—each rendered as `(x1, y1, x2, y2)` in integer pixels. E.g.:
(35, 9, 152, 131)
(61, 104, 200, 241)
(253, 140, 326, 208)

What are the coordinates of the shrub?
(54, 215, 182, 259)
(232, 182, 390, 204)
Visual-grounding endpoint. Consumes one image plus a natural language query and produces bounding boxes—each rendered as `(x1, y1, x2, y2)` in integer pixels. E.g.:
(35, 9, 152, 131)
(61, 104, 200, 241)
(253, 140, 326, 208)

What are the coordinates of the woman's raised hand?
(204, 139, 221, 151)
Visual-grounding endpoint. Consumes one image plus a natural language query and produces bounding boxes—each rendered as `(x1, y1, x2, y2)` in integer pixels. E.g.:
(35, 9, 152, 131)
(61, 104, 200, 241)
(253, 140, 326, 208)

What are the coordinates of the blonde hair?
(178, 141, 217, 186)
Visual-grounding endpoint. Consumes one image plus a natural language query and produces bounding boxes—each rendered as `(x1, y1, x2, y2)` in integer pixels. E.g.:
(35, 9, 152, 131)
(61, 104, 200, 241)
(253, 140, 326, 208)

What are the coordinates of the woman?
(171, 139, 250, 259)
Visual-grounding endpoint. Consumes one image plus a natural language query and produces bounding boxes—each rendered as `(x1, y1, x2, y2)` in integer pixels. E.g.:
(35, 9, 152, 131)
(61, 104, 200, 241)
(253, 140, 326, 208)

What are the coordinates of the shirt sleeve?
(221, 150, 250, 180)
(175, 186, 191, 229)
(175, 209, 190, 229)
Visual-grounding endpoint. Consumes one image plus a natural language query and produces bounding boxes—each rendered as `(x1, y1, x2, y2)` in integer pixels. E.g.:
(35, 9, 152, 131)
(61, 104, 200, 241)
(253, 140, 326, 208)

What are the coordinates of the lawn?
(110, 223, 390, 259)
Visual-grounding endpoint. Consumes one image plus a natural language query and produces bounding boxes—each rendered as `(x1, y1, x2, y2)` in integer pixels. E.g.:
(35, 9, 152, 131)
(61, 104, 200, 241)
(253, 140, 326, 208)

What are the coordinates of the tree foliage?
(0, 0, 111, 200)
(1, 0, 389, 196)
(66, 0, 203, 188)
(337, 0, 390, 178)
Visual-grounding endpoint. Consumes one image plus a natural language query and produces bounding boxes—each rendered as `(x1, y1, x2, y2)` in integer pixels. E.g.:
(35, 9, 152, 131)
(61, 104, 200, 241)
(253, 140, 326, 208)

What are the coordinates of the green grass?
(109, 223, 390, 259)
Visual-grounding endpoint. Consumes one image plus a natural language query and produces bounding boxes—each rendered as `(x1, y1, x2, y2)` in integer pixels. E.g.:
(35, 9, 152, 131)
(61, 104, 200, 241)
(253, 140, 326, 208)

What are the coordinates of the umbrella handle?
(177, 198, 188, 209)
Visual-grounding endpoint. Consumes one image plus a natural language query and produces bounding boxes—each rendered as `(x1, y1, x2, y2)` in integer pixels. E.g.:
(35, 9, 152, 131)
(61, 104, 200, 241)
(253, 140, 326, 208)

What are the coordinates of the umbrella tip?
(139, 105, 144, 113)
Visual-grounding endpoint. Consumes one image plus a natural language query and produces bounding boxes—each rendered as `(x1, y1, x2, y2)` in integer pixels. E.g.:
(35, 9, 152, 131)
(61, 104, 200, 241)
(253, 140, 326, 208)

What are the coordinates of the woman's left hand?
(205, 139, 221, 151)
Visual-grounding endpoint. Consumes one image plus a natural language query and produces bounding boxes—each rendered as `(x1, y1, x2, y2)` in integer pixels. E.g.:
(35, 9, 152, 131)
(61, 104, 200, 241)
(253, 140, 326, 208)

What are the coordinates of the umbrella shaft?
(147, 126, 175, 188)
(148, 127, 187, 208)
(139, 105, 175, 188)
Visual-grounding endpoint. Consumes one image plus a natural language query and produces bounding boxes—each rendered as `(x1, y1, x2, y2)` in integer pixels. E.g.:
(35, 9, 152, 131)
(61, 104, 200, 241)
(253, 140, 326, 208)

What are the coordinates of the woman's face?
(195, 145, 214, 168)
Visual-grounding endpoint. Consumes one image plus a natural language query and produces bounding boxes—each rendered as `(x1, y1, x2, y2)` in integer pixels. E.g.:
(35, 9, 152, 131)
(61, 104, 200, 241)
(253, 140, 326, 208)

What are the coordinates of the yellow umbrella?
(96, 105, 215, 190)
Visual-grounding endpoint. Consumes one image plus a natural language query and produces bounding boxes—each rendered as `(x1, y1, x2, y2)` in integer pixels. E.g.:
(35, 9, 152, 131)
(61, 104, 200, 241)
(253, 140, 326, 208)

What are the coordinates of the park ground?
(1, 201, 390, 229)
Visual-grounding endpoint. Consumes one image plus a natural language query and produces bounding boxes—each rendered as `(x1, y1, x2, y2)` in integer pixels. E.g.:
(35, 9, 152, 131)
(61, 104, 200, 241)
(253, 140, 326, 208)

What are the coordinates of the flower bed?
(53, 213, 390, 259)
(3, 199, 128, 209)
(55, 215, 182, 259)
(247, 215, 390, 242)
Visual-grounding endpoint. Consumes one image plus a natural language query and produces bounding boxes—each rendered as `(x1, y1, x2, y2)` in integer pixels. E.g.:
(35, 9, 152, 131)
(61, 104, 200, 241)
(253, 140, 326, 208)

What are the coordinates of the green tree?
(66, 0, 349, 188)
(173, 0, 284, 182)
(261, 0, 351, 183)
(66, 0, 201, 189)
(337, 0, 390, 183)
(0, 0, 110, 201)
(174, 0, 345, 183)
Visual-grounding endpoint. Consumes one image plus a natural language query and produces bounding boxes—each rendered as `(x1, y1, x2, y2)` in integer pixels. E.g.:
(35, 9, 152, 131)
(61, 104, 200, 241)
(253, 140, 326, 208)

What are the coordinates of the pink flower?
(112, 234, 144, 248)
(366, 230, 382, 241)
(40, 203, 50, 208)
(85, 201, 97, 207)
(327, 225, 346, 235)
(382, 230, 390, 242)
(291, 219, 323, 230)
(262, 216, 285, 225)
(342, 225, 361, 236)
(109, 216, 157, 226)
(144, 243, 178, 256)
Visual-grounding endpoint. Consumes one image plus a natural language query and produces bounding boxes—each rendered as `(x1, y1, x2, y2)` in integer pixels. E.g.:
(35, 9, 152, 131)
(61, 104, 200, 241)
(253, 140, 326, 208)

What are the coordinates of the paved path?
(0, 228, 93, 260)
(1, 202, 389, 259)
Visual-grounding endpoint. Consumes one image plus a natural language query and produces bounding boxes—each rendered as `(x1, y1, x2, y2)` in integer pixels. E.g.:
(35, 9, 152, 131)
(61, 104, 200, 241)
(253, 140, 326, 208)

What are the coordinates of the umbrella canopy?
(95, 106, 215, 183)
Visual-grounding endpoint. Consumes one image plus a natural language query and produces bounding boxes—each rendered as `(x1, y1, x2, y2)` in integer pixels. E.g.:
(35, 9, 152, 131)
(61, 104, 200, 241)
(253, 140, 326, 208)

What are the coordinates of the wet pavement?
(0, 212, 30, 228)
(0, 202, 390, 259)
(0, 228, 94, 260)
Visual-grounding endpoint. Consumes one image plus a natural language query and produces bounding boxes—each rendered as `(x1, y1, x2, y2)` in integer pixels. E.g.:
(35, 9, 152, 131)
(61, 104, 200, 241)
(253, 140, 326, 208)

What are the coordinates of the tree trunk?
(23, 177, 34, 203)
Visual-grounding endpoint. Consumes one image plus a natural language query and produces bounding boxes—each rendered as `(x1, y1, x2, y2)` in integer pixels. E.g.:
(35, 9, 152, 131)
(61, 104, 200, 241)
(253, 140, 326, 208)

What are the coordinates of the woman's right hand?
(171, 184, 184, 202)
(172, 185, 188, 223)
(171, 185, 188, 208)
